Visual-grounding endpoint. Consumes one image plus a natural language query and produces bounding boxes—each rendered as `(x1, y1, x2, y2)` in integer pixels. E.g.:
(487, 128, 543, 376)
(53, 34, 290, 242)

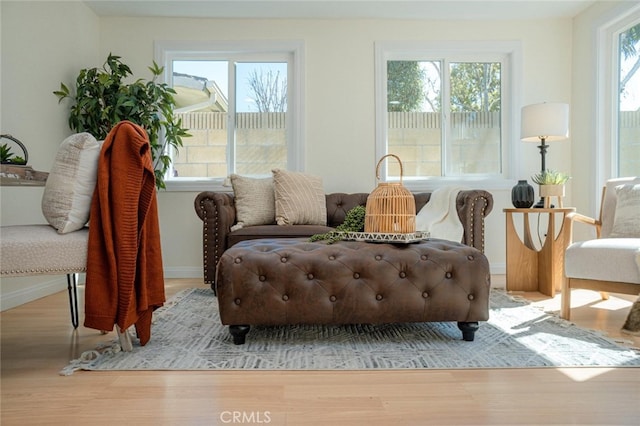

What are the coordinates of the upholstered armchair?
(561, 177, 640, 320)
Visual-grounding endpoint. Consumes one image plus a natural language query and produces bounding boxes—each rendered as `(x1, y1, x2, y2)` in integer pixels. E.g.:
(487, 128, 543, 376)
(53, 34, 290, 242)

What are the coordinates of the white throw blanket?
(416, 186, 466, 242)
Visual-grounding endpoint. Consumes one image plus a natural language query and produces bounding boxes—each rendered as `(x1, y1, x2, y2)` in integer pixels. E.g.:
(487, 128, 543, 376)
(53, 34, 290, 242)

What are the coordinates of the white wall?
(571, 0, 639, 243)
(0, 1, 100, 310)
(98, 16, 574, 278)
(0, 1, 627, 309)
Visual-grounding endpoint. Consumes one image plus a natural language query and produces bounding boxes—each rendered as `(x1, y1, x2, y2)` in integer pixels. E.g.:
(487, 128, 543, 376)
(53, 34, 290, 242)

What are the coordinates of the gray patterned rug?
(61, 288, 640, 374)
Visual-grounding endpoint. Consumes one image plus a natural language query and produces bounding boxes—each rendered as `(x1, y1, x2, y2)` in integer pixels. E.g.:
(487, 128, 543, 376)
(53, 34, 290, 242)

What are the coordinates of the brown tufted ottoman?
(216, 238, 491, 344)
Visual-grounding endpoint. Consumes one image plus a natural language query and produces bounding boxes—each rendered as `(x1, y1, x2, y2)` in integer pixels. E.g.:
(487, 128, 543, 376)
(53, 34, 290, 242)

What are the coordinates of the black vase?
(511, 180, 535, 208)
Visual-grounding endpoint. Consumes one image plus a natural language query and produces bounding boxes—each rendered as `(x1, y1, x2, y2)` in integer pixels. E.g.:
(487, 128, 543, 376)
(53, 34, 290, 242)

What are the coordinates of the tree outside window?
(617, 22, 640, 176)
(384, 56, 504, 179)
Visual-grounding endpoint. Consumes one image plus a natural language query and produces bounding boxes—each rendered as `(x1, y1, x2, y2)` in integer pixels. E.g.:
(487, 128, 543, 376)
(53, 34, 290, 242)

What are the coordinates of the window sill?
(163, 177, 517, 193)
(162, 178, 230, 193)
(402, 177, 515, 192)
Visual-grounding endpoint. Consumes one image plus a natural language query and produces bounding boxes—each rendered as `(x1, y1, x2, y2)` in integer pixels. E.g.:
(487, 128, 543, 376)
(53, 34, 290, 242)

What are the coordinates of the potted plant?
(54, 53, 190, 189)
(531, 169, 570, 206)
(1, 135, 28, 165)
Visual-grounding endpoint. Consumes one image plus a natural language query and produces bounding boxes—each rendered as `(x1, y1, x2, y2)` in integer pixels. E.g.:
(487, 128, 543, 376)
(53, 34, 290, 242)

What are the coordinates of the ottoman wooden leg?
(229, 325, 251, 345)
(457, 322, 479, 342)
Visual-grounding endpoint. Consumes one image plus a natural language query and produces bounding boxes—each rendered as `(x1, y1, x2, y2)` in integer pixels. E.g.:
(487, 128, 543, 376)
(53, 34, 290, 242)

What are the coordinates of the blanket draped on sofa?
(84, 121, 165, 346)
(416, 186, 466, 241)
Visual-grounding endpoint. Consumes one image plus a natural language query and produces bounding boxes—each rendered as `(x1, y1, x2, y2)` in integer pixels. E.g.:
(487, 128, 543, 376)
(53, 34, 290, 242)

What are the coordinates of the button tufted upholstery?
(195, 190, 493, 288)
(216, 238, 491, 344)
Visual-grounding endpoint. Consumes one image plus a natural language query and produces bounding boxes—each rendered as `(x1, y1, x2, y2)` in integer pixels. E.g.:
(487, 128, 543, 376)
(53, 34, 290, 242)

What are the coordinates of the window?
(375, 41, 519, 186)
(597, 5, 640, 184)
(616, 22, 640, 177)
(155, 41, 304, 191)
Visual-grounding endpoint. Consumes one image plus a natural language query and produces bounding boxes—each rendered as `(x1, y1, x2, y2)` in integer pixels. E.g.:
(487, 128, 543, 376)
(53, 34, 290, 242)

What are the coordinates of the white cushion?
(610, 183, 640, 238)
(601, 177, 639, 237)
(41, 133, 101, 234)
(272, 169, 326, 226)
(230, 174, 275, 231)
(565, 238, 640, 284)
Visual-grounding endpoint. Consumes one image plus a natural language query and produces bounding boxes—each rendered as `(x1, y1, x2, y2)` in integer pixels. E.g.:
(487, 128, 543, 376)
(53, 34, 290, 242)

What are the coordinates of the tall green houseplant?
(54, 53, 189, 189)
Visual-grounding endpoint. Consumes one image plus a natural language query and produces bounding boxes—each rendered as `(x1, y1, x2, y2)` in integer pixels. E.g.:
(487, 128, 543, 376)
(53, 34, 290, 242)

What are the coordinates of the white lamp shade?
(520, 102, 569, 142)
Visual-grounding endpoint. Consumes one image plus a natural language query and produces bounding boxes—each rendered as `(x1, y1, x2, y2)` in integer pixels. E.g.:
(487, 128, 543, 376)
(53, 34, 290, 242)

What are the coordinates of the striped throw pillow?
(272, 169, 326, 226)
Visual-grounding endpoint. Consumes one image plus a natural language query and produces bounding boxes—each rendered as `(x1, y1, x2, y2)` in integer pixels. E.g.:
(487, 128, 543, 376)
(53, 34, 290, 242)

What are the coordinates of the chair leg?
(600, 291, 609, 300)
(66, 273, 79, 329)
(560, 278, 571, 320)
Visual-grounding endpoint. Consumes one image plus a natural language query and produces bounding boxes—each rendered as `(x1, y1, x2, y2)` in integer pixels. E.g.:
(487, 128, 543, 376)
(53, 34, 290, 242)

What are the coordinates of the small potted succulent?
(531, 169, 570, 199)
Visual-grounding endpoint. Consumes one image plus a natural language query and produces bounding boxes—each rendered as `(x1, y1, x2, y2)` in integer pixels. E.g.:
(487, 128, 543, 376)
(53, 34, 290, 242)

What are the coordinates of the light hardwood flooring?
(1, 276, 639, 425)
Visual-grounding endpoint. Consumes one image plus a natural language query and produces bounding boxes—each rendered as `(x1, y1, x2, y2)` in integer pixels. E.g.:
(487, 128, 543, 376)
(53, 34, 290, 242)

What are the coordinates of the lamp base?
(533, 197, 554, 209)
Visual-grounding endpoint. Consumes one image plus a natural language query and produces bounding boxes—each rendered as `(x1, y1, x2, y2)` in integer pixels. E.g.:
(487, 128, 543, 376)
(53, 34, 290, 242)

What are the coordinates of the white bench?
(0, 225, 88, 328)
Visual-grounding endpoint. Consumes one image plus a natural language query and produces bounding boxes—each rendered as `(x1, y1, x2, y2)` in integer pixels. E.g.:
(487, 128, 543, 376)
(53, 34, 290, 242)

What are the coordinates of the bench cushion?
(0, 225, 88, 277)
(228, 224, 334, 247)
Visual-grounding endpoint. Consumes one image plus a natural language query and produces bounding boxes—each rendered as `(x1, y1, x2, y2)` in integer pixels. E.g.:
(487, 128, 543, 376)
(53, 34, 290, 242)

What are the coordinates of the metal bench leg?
(66, 273, 79, 329)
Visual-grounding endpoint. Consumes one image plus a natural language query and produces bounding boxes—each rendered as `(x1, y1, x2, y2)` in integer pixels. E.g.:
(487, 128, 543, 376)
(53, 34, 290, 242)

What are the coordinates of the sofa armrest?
(455, 190, 494, 253)
(194, 191, 236, 286)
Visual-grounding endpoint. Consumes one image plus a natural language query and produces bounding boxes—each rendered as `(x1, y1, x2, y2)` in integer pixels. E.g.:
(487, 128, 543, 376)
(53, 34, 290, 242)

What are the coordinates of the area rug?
(61, 288, 640, 375)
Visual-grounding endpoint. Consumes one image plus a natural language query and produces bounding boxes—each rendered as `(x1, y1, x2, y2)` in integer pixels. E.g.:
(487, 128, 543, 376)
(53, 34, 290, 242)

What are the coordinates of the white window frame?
(595, 2, 640, 198)
(374, 41, 522, 191)
(154, 40, 305, 192)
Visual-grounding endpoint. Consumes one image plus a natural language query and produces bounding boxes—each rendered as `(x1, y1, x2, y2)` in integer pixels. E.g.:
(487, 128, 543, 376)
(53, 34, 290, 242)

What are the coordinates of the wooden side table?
(503, 208, 575, 297)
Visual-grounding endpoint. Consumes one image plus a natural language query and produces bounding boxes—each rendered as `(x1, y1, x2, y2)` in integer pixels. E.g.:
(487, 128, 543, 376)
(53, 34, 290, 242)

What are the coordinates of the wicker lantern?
(365, 154, 416, 234)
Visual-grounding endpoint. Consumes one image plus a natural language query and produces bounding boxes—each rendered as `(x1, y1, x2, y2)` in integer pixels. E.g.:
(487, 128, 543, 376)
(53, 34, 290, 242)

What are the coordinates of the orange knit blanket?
(84, 121, 165, 345)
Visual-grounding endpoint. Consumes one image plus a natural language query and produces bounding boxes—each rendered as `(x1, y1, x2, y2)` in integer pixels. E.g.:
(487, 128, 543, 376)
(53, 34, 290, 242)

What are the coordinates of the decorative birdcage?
(364, 154, 416, 234)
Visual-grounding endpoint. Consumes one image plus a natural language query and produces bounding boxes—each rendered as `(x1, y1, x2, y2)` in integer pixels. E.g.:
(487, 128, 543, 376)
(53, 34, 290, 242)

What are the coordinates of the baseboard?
(491, 262, 506, 275)
(0, 276, 68, 311)
(163, 266, 203, 279)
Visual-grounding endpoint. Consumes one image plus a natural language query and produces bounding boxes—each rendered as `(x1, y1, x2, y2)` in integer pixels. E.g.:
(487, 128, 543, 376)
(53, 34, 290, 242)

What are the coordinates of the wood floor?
(1, 277, 639, 425)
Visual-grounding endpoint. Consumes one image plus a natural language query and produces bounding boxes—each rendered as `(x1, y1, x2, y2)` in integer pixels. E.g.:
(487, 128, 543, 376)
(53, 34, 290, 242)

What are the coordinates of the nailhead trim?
(2, 267, 86, 276)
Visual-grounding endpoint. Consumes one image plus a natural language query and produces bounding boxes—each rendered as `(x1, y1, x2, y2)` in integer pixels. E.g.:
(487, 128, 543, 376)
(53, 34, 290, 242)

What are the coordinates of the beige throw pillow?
(610, 183, 640, 238)
(230, 174, 275, 231)
(41, 133, 101, 234)
(272, 169, 326, 226)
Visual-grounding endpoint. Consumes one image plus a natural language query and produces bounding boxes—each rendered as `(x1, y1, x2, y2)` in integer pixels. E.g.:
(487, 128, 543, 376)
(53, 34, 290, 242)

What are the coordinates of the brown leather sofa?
(194, 190, 494, 289)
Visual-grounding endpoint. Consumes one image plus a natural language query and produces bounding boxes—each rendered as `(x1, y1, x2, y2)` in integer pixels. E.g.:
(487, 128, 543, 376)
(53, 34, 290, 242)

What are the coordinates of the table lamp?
(521, 102, 569, 208)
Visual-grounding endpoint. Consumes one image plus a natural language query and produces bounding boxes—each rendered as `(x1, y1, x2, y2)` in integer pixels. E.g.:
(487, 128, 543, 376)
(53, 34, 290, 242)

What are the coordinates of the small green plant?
(0, 143, 13, 163)
(54, 53, 190, 189)
(310, 205, 367, 244)
(531, 169, 570, 185)
(0, 144, 26, 165)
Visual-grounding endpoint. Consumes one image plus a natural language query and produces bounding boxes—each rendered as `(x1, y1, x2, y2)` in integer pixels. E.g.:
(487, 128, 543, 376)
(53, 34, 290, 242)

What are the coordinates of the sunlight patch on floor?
(530, 289, 633, 314)
(590, 297, 633, 312)
(557, 367, 616, 382)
